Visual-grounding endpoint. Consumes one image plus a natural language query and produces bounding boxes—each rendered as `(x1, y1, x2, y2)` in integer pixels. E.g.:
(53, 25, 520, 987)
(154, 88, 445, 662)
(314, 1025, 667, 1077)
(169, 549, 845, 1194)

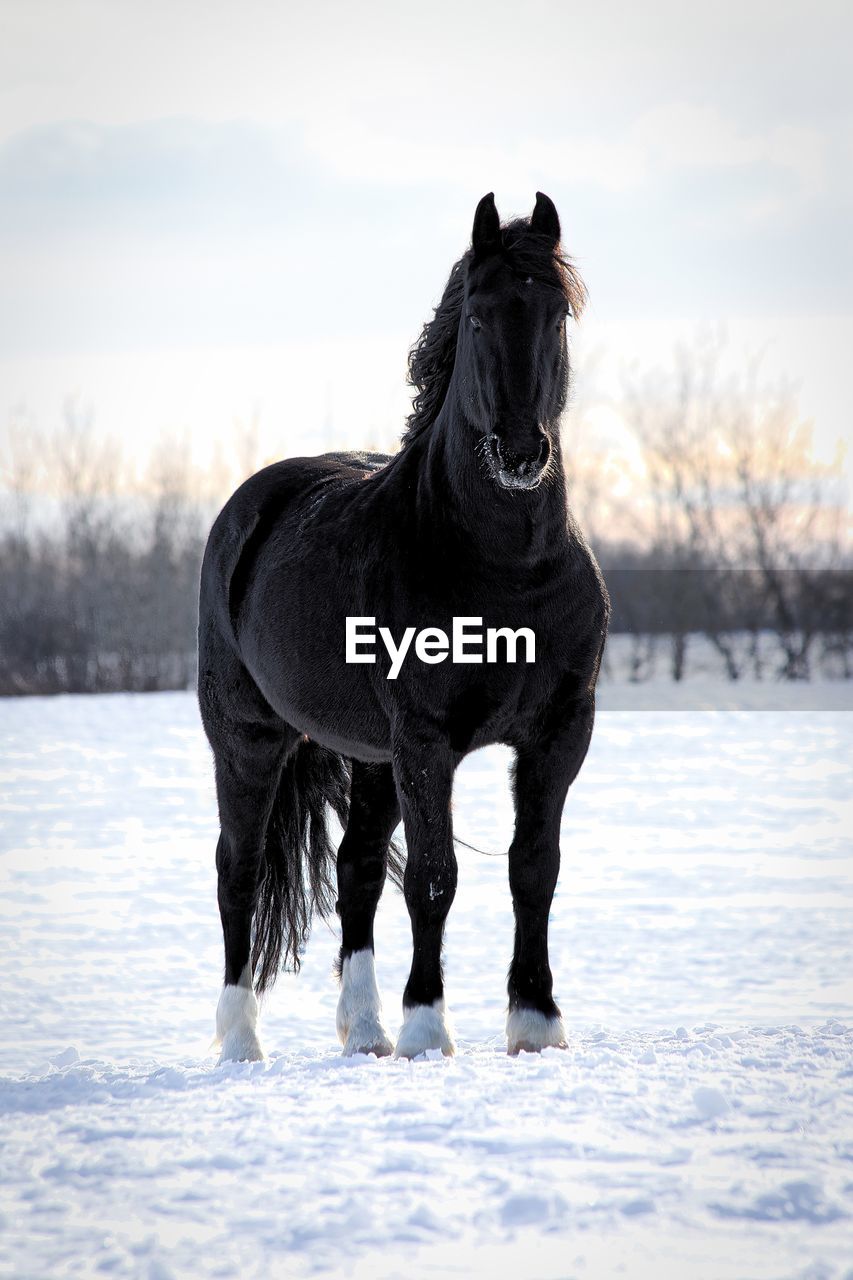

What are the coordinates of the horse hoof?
(215, 974, 265, 1064)
(336, 951, 394, 1057)
(342, 1014, 395, 1058)
(506, 1009, 567, 1055)
(394, 1001, 455, 1059)
(218, 1026, 266, 1064)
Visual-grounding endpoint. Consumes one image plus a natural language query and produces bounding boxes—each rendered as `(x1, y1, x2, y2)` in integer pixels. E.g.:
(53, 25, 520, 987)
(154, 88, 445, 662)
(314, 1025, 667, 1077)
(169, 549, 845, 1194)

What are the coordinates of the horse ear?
(472, 192, 501, 259)
(530, 191, 560, 244)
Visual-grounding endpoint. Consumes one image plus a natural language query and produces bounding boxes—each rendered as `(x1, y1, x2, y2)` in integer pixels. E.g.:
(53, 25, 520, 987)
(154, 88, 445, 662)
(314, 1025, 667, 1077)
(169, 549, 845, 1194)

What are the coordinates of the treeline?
(1, 510, 204, 696)
(1, 340, 850, 694)
(0, 406, 216, 695)
(571, 336, 851, 683)
(601, 561, 853, 681)
(3, 524, 849, 696)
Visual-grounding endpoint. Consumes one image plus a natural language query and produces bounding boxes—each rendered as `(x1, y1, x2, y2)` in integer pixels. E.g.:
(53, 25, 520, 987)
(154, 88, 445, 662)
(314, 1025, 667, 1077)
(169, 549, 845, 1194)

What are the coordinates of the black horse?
(198, 192, 609, 1062)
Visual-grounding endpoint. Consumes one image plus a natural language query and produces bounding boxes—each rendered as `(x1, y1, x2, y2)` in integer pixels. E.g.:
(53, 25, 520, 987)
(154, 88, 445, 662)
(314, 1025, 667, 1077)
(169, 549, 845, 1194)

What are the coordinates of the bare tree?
(139, 433, 206, 687)
(233, 407, 262, 483)
(0, 411, 49, 692)
(1, 368, 848, 695)
(622, 335, 849, 680)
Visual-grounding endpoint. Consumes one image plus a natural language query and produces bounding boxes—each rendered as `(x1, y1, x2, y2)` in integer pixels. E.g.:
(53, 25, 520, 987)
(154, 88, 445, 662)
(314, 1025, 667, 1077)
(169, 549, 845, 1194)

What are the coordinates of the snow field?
(1, 691, 851, 1278)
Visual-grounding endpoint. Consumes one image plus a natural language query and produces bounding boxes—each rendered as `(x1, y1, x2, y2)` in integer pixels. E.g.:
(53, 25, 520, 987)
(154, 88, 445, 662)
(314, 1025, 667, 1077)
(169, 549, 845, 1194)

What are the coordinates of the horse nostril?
(491, 433, 549, 480)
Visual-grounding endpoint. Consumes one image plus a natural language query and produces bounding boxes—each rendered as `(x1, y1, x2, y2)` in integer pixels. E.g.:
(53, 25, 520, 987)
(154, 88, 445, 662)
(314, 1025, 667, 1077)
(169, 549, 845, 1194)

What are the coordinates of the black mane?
(403, 216, 587, 448)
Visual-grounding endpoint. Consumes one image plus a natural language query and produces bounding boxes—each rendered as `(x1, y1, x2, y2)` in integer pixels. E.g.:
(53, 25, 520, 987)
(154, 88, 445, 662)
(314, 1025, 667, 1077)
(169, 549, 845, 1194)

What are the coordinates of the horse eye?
(468, 314, 482, 331)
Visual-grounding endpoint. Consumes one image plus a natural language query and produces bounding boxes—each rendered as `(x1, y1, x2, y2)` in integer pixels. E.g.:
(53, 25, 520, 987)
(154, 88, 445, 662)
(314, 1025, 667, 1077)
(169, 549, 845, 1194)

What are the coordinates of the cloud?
(632, 105, 830, 215)
(0, 120, 461, 353)
(0, 96, 849, 360)
(314, 103, 834, 218)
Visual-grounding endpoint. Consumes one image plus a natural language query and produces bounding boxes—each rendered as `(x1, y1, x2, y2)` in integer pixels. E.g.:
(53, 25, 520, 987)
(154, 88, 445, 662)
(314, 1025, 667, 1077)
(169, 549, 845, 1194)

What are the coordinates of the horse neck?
(413, 389, 570, 564)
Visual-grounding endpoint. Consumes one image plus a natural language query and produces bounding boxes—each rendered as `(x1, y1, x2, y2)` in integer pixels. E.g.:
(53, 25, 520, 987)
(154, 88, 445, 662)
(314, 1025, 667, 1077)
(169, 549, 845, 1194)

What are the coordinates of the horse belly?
(241, 617, 393, 762)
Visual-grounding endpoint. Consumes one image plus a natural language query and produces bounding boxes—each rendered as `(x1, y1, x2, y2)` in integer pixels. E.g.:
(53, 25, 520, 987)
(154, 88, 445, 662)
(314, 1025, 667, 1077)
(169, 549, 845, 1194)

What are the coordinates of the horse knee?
(508, 842, 559, 912)
(403, 850, 458, 927)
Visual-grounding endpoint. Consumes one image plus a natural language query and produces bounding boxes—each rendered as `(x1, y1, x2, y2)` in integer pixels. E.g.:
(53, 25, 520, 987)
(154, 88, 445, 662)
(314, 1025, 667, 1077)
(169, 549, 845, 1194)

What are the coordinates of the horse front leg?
(391, 726, 458, 1058)
(507, 694, 595, 1055)
(335, 760, 400, 1057)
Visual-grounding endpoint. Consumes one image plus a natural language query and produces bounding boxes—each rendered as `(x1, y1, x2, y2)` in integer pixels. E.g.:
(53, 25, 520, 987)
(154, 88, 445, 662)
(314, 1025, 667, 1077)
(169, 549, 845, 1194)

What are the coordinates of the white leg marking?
(394, 999, 455, 1059)
(215, 964, 265, 1063)
(336, 950, 394, 1057)
(506, 1007, 568, 1055)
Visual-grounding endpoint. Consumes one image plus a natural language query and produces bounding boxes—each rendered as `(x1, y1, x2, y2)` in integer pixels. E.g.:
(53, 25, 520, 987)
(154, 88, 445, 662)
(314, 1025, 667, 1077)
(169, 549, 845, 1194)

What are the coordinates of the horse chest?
(390, 589, 592, 754)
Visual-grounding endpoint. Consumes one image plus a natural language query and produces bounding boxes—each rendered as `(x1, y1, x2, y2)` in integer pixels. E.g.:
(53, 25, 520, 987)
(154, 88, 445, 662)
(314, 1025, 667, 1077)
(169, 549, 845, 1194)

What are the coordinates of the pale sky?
(0, 0, 851, 476)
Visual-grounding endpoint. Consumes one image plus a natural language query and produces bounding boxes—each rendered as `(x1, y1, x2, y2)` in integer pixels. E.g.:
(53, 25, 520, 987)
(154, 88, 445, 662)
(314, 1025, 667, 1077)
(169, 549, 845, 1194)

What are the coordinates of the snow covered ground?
(1, 689, 852, 1279)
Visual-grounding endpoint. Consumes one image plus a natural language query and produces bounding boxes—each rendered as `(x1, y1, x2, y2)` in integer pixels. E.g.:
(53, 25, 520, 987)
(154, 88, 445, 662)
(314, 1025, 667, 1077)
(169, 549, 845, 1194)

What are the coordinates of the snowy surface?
(1, 691, 852, 1279)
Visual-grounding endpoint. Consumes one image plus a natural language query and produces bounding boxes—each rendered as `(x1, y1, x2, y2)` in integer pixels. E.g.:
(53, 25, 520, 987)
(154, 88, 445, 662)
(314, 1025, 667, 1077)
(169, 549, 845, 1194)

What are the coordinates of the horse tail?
(251, 741, 405, 994)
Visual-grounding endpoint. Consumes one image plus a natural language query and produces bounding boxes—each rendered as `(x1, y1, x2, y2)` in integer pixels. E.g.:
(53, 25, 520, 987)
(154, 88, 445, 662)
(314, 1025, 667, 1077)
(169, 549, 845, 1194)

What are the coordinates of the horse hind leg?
(335, 760, 400, 1057)
(202, 658, 296, 1063)
(213, 719, 297, 1062)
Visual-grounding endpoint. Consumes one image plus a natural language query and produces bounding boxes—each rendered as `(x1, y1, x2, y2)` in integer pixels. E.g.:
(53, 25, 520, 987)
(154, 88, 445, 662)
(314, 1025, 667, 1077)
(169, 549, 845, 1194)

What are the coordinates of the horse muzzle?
(487, 433, 550, 490)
